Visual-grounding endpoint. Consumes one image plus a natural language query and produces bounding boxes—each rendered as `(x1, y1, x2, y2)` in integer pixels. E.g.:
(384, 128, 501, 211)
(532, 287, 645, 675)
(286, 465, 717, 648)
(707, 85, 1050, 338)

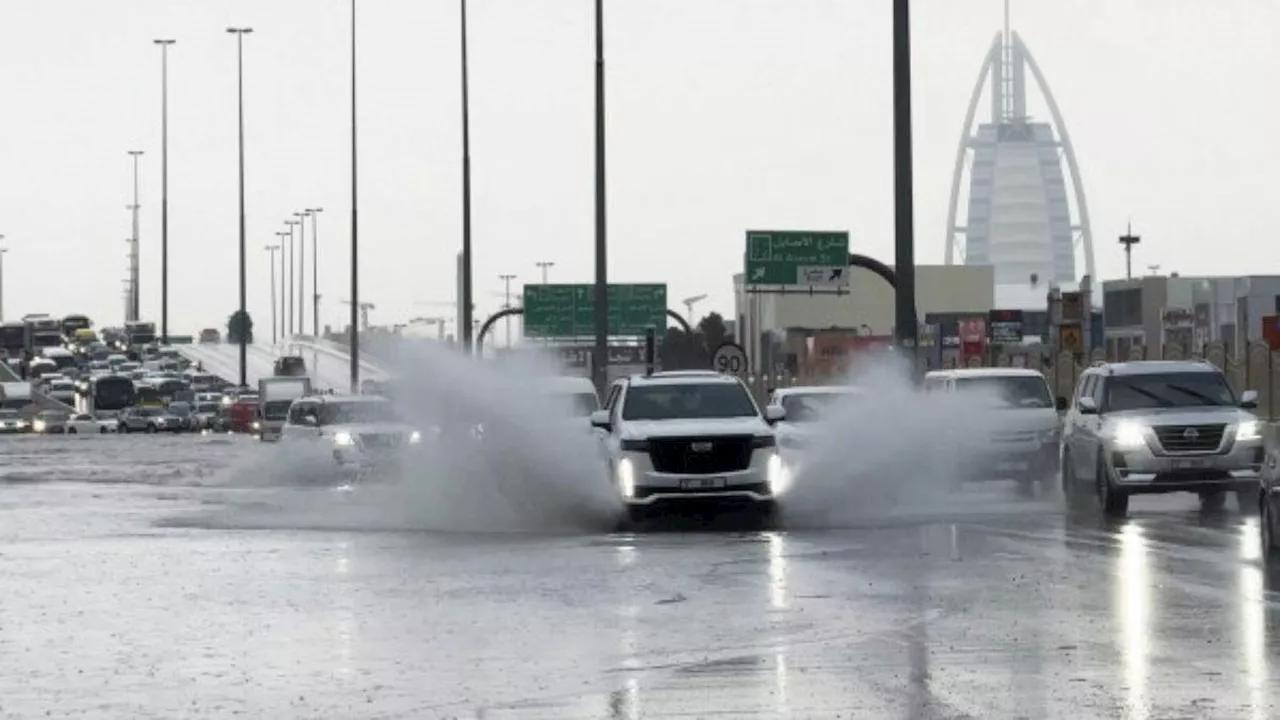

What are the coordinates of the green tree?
(698, 312, 730, 349)
(227, 310, 254, 344)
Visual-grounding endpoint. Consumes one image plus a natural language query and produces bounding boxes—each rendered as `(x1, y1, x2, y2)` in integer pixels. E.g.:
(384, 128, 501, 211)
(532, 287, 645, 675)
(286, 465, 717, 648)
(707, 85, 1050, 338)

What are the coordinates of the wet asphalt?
(2, 436, 1279, 719)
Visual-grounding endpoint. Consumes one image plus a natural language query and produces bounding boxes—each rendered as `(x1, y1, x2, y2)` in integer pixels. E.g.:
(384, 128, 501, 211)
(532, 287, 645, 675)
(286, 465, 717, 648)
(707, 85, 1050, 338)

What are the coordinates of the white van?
(923, 368, 1065, 493)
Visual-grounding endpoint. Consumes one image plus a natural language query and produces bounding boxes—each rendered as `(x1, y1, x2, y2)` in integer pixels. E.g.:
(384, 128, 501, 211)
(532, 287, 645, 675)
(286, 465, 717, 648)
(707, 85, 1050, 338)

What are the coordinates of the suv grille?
(649, 436, 753, 475)
(1153, 424, 1225, 454)
(361, 433, 402, 449)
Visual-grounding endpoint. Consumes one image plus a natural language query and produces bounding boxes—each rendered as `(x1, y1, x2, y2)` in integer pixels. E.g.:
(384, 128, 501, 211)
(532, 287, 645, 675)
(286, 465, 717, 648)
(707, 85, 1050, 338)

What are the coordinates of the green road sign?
(744, 230, 850, 287)
(523, 283, 667, 338)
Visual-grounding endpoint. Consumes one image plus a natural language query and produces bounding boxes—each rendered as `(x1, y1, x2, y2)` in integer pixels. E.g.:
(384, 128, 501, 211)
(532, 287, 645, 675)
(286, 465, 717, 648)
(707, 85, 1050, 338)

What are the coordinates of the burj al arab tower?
(944, 7, 1096, 309)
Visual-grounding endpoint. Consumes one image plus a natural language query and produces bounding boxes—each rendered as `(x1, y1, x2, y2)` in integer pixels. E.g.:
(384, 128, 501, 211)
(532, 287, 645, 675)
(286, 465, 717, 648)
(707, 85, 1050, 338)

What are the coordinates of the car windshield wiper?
(1163, 383, 1226, 406)
(1116, 383, 1173, 408)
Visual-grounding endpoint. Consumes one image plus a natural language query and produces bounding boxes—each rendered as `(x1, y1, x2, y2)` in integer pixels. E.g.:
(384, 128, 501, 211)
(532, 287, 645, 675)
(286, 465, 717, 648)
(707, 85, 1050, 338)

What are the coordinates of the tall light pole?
(227, 26, 252, 388)
(459, 0, 474, 352)
(349, 0, 360, 392)
(264, 244, 280, 344)
(275, 230, 289, 341)
(127, 150, 144, 323)
(536, 260, 555, 285)
(499, 273, 517, 348)
(308, 207, 323, 336)
(892, 0, 917, 351)
(591, 0, 609, 396)
(294, 210, 308, 334)
(285, 219, 299, 336)
(154, 38, 175, 344)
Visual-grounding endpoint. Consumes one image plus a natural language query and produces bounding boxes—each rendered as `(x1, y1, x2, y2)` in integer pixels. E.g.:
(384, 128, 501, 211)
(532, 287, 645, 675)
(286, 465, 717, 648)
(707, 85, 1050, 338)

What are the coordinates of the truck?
(24, 315, 63, 355)
(0, 322, 25, 358)
(124, 321, 157, 348)
(257, 376, 313, 441)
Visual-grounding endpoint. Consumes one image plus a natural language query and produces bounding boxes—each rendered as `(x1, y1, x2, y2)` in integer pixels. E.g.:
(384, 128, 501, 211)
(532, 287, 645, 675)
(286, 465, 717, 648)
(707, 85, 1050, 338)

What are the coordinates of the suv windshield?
(1106, 372, 1236, 411)
(780, 392, 855, 422)
(955, 376, 1054, 409)
(318, 401, 399, 425)
(622, 382, 758, 421)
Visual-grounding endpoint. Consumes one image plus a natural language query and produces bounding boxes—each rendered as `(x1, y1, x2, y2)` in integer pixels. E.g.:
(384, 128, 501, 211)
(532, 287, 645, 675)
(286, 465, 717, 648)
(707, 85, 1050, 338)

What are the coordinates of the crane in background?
(340, 300, 376, 331)
(682, 294, 708, 326)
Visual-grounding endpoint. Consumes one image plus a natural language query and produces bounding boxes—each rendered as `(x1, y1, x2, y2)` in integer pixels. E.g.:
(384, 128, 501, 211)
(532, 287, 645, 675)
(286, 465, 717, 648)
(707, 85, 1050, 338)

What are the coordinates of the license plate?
(1173, 458, 1208, 470)
(680, 477, 726, 491)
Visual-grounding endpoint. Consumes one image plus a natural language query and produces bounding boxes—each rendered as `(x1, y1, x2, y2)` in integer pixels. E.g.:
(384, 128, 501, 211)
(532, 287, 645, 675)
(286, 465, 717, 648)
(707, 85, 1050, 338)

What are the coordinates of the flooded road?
(2, 436, 1279, 718)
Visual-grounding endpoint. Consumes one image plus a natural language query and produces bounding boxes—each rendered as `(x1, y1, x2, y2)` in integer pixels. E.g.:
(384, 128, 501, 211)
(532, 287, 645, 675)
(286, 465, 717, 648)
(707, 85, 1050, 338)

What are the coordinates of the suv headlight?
(333, 431, 356, 447)
(408, 430, 422, 445)
(32, 420, 46, 433)
(1111, 421, 1146, 450)
(1237, 420, 1262, 442)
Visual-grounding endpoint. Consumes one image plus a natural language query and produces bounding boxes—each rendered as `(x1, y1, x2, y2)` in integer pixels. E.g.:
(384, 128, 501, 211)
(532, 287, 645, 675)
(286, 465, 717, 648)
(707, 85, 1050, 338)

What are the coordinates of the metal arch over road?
(475, 308, 694, 357)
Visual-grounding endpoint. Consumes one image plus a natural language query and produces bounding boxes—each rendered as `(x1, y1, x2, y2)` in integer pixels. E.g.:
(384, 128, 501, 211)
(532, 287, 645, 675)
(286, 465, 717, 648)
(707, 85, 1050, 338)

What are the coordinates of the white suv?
(280, 394, 423, 480)
(591, 371, 787, 520)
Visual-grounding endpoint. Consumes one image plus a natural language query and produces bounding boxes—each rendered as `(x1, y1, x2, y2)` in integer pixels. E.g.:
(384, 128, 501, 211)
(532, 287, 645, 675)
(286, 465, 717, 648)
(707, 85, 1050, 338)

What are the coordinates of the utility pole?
(349, 0, 360, 392)
(154, 38, 176, 344)
(1119, 224, 1141, 280)
(308, 207, 323, 336)
(275, 231, 289, 341)
(0, 243, 8, 323)
(499, 273, 517, 348)
(264, 244, 280, 344)
(459, 0, 474, 352)
(892, 0, 918, 353)
(227, 26, 253, 388)
(295, 210, 308, 335)
(285, 219, 299, 337)
(127, 150, 144, 323)
(591, 0, 609, 395)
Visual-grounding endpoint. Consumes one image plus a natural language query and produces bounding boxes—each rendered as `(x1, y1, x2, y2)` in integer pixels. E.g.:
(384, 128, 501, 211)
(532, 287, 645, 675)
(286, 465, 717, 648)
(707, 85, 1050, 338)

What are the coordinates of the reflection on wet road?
(2, 437, 1280, 718)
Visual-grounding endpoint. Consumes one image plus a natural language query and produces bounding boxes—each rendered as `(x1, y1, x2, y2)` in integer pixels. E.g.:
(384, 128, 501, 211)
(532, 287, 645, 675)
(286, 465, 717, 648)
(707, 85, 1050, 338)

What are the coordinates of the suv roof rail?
(1090, 360, 1108, 368)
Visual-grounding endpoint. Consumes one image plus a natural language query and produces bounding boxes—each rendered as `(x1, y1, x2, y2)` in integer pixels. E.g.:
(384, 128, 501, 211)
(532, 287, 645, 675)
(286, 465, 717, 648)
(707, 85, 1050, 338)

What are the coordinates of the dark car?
(273, 356, 307, 377)
(166, 402, 198, 432)
(199, 328, 221, 344)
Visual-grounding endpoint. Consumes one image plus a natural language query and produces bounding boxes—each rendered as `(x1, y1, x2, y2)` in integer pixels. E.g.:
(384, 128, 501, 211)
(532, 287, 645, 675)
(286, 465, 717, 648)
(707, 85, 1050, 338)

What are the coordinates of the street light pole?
(127, 150, 144, 323)
(308, 207, 323, 336)
(264, 244, 280, 344)
(499, 273, 516, 348)
(275, 230, 289, 343)
(295, 210, 308, 335)
(349, 0, 360, 392)
(459, 0, 474, 353)
(0, 242, 8, 323)
(154, 38, 175, 344)
(227, 26, 252, 388)
(285, 219, 299, 337)
(591, 0, 609, 396)
(892, 0, 917, 352)
(536, 261, 554, 285)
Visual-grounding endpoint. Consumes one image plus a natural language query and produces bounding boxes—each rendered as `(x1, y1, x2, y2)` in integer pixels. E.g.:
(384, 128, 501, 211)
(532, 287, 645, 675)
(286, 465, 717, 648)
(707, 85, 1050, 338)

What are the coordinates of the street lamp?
(535, 260, 555, 285)
(127, 149, 144, 323)
(349, 0, 360, 391)
(0, 241, 8, 323)
(499, 273, 517, 348)
(275, 230, 289, 342)
(154, 38, 176, 344)
(307, 207, 323, 336)
(591, 0, 609, 395)
(892, 0, 917, 350)
(227, 26, 253, 388)
(284, 219, 299, 336)
(459, 0, 474, 352)
(294, 210, 309, 335)
(264, 244, 280, 344)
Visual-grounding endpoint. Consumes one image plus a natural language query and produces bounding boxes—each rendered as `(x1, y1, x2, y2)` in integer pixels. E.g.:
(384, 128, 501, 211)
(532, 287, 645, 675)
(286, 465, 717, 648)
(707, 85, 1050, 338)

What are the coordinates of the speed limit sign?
(710, 341, 749, 378)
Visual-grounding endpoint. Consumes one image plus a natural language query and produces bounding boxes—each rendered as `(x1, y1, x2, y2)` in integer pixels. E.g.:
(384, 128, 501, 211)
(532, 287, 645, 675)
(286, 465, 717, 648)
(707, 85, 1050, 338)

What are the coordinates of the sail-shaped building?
(944, 15, 1095, 309)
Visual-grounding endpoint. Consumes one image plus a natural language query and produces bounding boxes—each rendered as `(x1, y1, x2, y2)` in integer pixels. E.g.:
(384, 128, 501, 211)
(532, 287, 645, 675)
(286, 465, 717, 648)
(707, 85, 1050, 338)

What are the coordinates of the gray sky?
(2, 0, 1275, 335)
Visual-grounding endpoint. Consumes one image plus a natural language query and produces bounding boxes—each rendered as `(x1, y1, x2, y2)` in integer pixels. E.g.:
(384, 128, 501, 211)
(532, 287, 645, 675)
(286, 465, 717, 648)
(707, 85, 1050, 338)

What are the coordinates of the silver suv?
(1061, 360, 1262, 517)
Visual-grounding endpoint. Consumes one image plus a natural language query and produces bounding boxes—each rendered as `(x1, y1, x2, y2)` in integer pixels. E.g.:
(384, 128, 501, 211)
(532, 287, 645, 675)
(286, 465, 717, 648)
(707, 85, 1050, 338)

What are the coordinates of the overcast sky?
(1, 0, 1275, 336)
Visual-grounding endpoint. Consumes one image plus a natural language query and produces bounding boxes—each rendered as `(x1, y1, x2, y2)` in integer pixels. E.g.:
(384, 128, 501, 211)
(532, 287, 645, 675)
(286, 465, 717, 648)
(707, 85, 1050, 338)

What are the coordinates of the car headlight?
(333, 431, 356, 447)
(250, 420, 261, 431)
(1237, 420, 1262, 442)
(32, 420, 45, 433)
(408, 430, 422, 445)
(616, 457, 635, 498)
(1111, 421, 1147, 450)
(767, 452, 789, 495)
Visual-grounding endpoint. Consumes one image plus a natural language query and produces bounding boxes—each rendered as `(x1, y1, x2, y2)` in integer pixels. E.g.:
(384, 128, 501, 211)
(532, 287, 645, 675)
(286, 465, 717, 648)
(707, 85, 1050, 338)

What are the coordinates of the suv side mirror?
(764, 405, 786, 424)
(589, 410, 611, 431)
(1077, 396, 1099, 415)
(1055, 396, 1069, 412)
(1241, 389, 1259, 409)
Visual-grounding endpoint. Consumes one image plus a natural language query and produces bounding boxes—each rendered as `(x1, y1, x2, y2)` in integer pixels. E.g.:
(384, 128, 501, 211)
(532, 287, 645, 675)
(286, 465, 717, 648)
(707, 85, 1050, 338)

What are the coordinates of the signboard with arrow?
(745, 230, 849, 289)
